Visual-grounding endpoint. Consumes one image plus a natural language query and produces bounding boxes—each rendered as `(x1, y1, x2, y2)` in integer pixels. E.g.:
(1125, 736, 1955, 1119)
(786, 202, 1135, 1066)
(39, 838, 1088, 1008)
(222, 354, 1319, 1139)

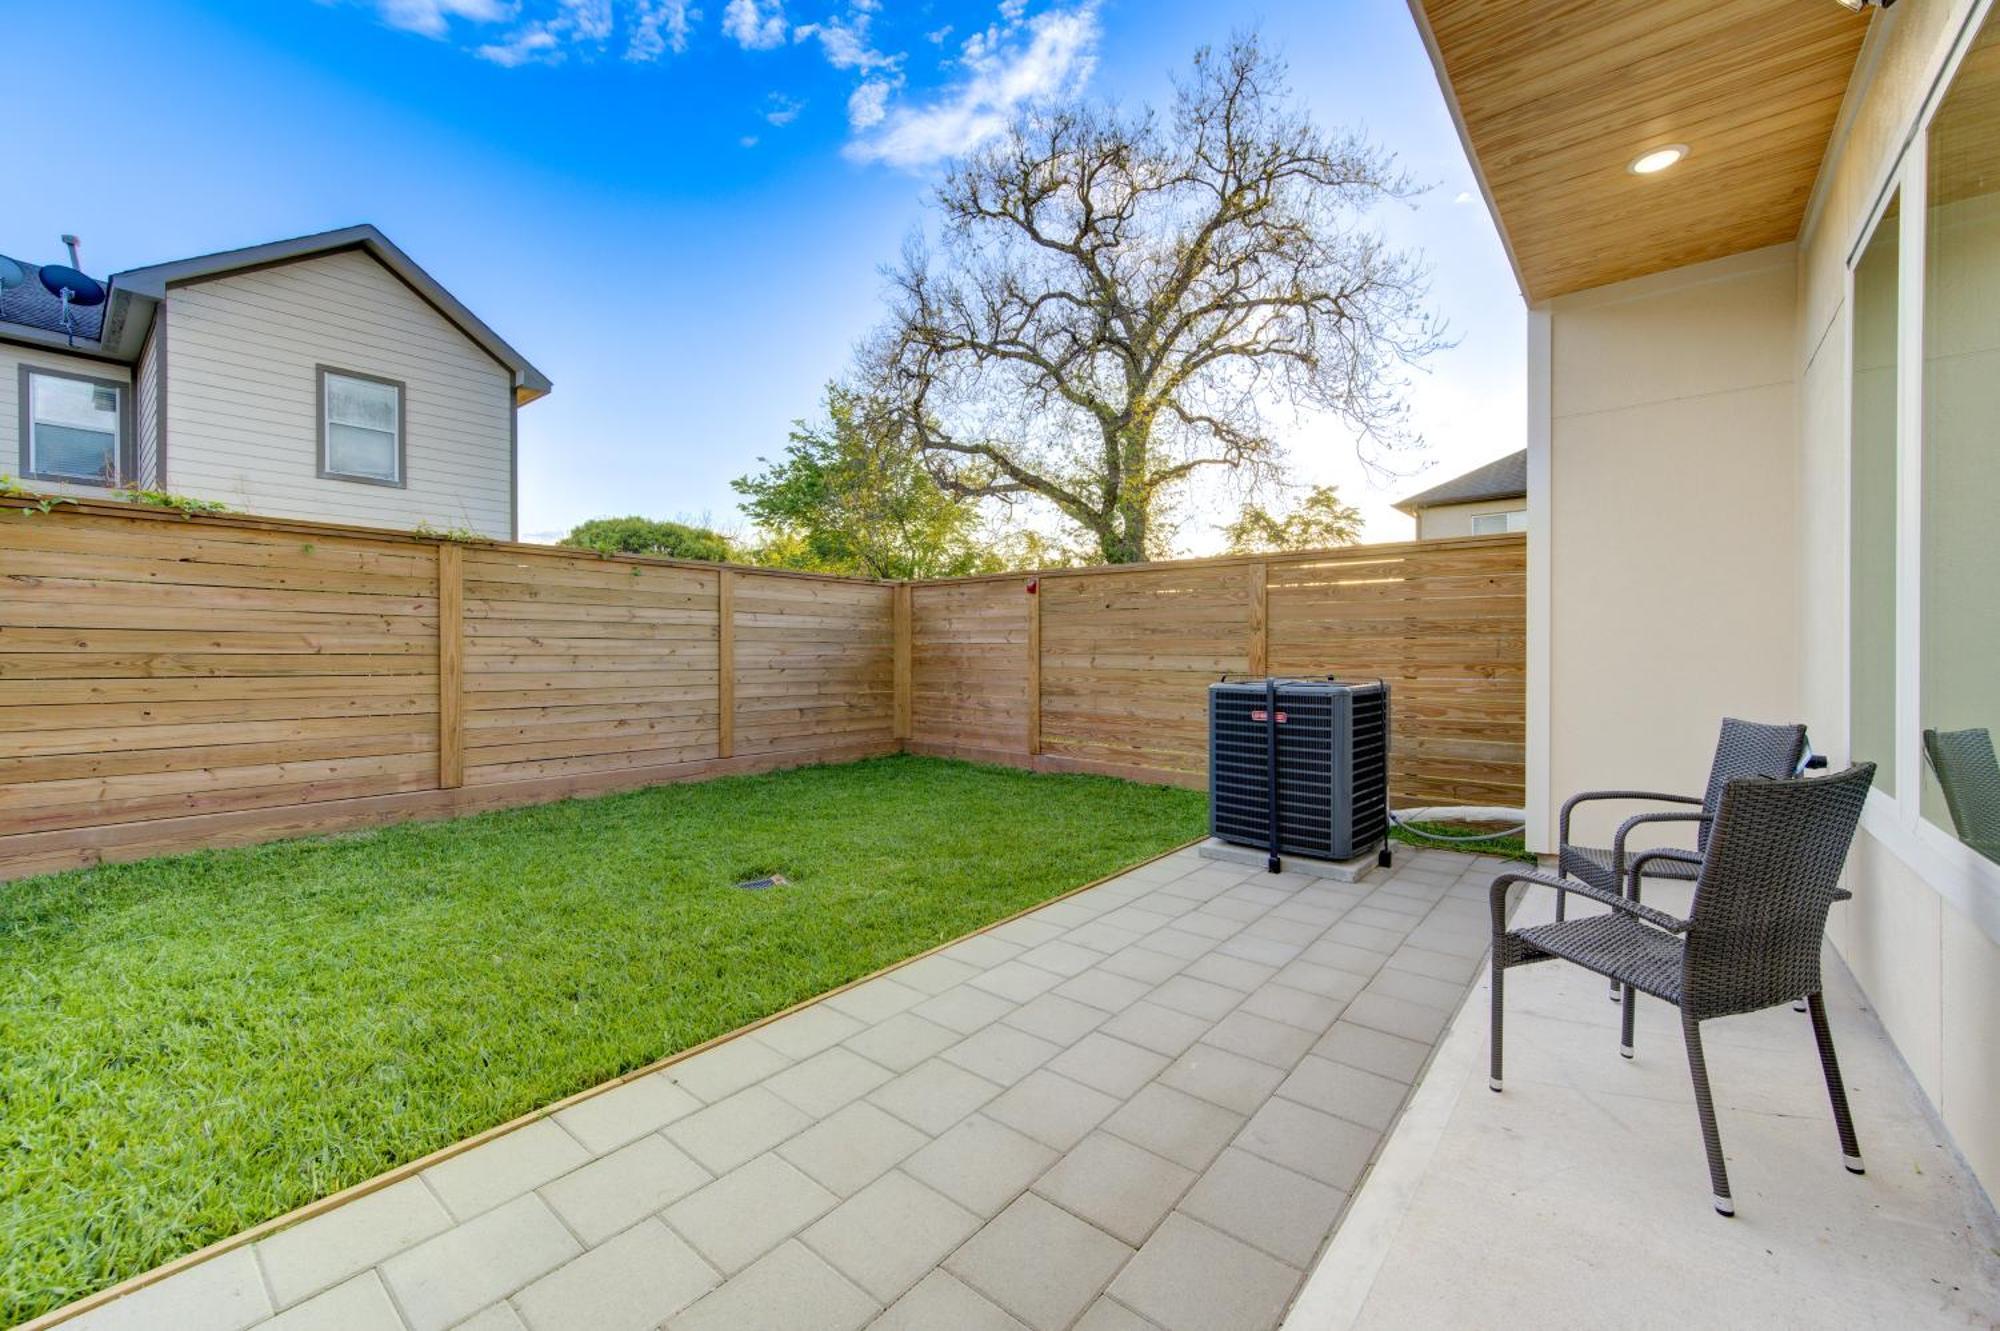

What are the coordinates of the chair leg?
(1806, 991, 1865, 1175)
(1681, 1012, 1733, 1216)
(1489, 954, 1505, 1092)
(1620, 982, 1636, 1059)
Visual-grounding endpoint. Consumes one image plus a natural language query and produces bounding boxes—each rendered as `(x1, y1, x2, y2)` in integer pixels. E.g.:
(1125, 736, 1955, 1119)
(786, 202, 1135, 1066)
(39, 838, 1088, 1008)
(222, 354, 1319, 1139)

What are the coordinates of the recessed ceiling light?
(1629, 145, 1689, 175)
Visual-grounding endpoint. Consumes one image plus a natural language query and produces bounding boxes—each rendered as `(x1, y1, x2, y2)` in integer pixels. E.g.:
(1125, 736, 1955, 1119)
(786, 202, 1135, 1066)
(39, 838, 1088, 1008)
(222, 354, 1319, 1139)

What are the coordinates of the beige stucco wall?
(1543, 244, 1804, 849)
(1414, 497, 1524, 540)
(162, 249, 515, 538)
(0, 342, 133, 495)
(1795, 0, 2000, 1194)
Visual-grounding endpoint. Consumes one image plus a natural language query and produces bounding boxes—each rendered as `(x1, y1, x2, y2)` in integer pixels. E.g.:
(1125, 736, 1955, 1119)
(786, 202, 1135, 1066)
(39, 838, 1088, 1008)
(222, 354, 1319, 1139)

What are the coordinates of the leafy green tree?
(1220, 485, 1363, 554)
(560, 516, 734, 562)
(734, 386, 1000, 580)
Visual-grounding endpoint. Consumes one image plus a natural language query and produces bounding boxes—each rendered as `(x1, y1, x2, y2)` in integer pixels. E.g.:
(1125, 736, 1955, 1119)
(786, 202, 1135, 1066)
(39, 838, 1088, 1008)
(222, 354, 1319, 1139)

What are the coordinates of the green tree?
(734, 385, 1000, 580)
(1220, 485, 1364, 554)
(560, 516, 734, 562)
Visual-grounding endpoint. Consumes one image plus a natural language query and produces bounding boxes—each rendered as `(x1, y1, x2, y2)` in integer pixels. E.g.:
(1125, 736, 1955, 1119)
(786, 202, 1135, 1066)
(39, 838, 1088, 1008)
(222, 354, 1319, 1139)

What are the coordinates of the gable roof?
(109, 225, 552, 404)
(1393, 449, 1527, 516)
(0, 262, 106, 344)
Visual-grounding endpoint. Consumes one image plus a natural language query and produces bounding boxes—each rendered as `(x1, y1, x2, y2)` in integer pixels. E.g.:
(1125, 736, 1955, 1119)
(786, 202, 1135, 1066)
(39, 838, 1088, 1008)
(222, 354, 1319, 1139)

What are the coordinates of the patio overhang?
(1409, 0, 1876, 302)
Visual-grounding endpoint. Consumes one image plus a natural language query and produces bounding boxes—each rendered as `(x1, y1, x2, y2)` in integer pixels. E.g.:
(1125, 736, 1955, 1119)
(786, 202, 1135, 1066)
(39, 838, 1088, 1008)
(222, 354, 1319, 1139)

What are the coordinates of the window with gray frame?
(318, 367, 405, 486)
(1469, 509, 1527, 535)
(20, 368, 123, 485)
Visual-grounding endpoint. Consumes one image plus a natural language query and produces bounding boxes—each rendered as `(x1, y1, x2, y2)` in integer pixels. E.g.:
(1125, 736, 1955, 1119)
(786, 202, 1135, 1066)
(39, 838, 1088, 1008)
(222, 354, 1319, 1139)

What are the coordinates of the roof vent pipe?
(61, 235, 82, 269)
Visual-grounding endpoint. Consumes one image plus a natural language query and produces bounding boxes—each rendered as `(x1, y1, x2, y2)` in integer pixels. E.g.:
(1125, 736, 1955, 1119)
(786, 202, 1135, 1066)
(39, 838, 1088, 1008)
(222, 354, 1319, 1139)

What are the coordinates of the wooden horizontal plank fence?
(0, 497, 1521, 878)
(906, 536, 1528, 809)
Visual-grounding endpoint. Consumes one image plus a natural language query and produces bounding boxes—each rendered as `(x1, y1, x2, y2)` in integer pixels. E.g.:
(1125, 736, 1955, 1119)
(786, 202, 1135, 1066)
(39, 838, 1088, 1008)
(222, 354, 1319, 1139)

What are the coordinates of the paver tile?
(446, 1302, 529, 1330)
(945, 934, 1029, 968)
(1065, 920, 1146, 954)
(552, 1072, 702, 1154)
(969, 959, 1065, 1003)
(1361, 966, 1470, 1013)
(824, 977, 928, 1024)
(1107, 1213, 1298, 1331)
(891, 951, 983, 995)
(663, 1153, 839, 1275)
(1200, 1009, 1317, 1069)
(257, 1273, 401, 1331)
(379, 1195, 579, 1331)
(1341, 991, 1452, 1043)
(1299, 940, 1390, 976)
(512, 1218, 719, 1331)
(1032, 1131, 1195, 1246)
(914, 984, 1018, 1035)
(1275, 1055, 1411, 1131)
(1322, 920, 1406, 953)
(941, 1023, 1062, 1086)
(1382, 944, 1481, 984)
(1311, 1021, 1431, 1083)
(766, 1047, 895, 1117)
(843, 1010, 961, 1072)
(1157, 1043, 1285, 1115)
(901, 1114, 1058, 1217)
(778, 1101, 928, 1197)
(802, 1171, 981, 1303)
(665, 1085, 814, 1174)
(1054, 968, 1156, 1014)
(1098, 946, 1185, 984)
(869, 1058, 1004, 1134)
(1017, 939, 1103, 978)
(65, 1247, 269, 1331)
(1074, 1297, 1165, 1330)
(945, 1194, 1133, 1331)
(1272, 960, 1370, 1002)
(869, 1270, 1028, 1331)
(988, 917, 1068, 948)
(1180, 953, 1275, 992)
(1147, 975, 1243, 1021)
(1234, 1097, 1377, 1190)
(1133, 927, 1213, 961)
(754, 1005, 867, 1060)
(667, 1241, 877, 1331)
(1236, 983, 1345, 1034)
(1047, 1032, 1171, 1099)
(664, 1037, 790, 1104)
(256, 1176, 450, 1309)
(540, 1134, 711, 1245)
(1213, 935, 1304, 967)
(1101, 1083, 1242, 1172)
(1003, 992, 1110, 1044)
(1097, 1001, 1210, 1058)
(423, 1120, 591, 1222)
(983, 1069, 1120, 1152)
(1178, 1147, 1345, 1268)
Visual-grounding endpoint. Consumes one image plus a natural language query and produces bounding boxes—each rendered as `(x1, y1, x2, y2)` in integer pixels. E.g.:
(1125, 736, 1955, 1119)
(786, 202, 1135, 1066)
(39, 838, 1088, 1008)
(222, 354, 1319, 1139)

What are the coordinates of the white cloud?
(626, 0, 692, 58)
(925, 24, 953, 43)
(476, 25, 563, 63)
(794, 8, 896, 73)
(847, 1, 1100, 168)
(848, 79, 891, 129)
(375, 0, 517, 37)
(722, 0, 786, 49)
(765, 92, 806, 126)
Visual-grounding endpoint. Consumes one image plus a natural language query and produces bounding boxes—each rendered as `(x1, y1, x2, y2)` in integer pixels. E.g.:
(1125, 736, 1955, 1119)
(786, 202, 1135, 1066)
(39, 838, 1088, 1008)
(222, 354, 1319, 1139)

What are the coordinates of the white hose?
(1390, 806, 1528, 842)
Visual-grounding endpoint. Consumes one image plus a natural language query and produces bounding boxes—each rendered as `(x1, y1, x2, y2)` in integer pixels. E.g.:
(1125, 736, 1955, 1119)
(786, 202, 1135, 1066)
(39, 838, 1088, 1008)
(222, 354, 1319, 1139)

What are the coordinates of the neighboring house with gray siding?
(1, 226, 550, 539)
(1393, 448, 1527, 540)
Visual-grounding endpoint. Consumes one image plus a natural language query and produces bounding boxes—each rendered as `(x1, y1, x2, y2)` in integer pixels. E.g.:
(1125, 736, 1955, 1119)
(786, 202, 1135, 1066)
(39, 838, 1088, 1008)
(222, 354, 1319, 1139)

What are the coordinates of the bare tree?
(868, 34, 1445, 564)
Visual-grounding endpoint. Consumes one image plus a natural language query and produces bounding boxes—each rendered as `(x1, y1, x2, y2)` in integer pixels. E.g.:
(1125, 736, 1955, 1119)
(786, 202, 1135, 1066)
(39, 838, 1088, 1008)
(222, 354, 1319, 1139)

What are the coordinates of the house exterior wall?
(1414, 496, 1525, 540)
(161, 249, 516, 538)
(0, 342, 134, 494)
(1793, 0, 2000, 1195)
(1539, 244, 1804, 850)
(133, 324, 161, 489)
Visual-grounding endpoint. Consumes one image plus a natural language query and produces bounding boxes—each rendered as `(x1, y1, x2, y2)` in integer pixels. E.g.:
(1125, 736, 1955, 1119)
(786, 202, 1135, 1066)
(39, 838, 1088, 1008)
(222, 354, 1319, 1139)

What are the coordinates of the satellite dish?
(0, 256, 24, 291)
(38, 265, 105, 307)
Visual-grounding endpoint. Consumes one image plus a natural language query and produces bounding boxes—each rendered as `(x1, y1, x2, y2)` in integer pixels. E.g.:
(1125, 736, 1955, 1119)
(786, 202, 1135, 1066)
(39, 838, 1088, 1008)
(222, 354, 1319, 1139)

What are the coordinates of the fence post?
(436, 543, 465, 789)
(717, 569, 735, 760)
(893, 582, 912, 743)
(1027, 573, 1042, 757)
(1247, 560, 1268, 677)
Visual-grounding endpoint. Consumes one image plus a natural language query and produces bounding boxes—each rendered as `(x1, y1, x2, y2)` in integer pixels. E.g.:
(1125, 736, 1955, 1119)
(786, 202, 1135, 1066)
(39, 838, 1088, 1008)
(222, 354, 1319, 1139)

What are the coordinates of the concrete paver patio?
(61, 844, 1503, 1331)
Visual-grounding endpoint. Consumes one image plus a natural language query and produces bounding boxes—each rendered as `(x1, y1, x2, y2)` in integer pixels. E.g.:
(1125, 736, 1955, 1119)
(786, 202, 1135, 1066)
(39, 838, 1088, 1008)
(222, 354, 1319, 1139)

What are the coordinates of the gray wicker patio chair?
(1922, 727, 2000, 861)
(1489, 762, 1875, 1217)
(1555, 718, 1808, 924)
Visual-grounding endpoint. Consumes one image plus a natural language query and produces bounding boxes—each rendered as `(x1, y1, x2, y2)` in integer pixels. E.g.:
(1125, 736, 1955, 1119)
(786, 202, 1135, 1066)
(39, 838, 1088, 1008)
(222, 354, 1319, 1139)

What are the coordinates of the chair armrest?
(1490, 869, 1689, 935)
(1558, 788, 1701, 846)
(1628, 848, 1703, 905)
(1611, 810, 1710, 877)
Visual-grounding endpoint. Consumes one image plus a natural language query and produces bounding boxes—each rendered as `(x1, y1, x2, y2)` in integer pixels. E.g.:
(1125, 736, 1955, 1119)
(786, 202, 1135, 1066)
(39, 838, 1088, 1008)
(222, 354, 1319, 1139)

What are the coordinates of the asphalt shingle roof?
(0, 257, 105, 342)
(1393, 449, 1527, 515)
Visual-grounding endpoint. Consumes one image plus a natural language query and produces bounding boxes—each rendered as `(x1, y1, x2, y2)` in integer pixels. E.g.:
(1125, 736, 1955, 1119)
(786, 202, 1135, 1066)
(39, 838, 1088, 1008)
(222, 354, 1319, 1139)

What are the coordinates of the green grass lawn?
(0, 755, 1204, 1325)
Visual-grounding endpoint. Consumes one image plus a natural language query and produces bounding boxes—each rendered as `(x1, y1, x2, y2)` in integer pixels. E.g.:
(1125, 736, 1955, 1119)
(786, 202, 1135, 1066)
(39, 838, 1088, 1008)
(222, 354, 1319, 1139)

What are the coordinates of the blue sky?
(8, 0, 1523, 547)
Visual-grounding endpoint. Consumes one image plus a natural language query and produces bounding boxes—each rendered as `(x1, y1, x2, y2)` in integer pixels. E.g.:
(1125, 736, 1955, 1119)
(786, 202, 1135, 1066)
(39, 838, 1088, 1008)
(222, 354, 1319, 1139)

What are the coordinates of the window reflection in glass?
(1921, 11, 2000, 863)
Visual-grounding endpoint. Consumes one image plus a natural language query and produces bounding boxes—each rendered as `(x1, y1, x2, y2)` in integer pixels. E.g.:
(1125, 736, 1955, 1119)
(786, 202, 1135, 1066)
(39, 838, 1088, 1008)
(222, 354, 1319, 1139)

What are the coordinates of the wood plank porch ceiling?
(1413, 0, 1874, 301)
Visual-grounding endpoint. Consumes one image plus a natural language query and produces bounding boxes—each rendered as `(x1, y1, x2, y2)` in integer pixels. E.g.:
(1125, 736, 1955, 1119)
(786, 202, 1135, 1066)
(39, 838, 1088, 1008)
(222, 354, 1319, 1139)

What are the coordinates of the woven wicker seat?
(1554, 718, 1807, 922)
(1490, 762, 1876, 1217)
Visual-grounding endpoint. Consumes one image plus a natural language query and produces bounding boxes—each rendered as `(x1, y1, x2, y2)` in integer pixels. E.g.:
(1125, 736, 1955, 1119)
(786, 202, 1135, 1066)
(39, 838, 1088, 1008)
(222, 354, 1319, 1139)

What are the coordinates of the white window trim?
(18, 365, 126, 487)
(1842, 0, 2000, 948)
